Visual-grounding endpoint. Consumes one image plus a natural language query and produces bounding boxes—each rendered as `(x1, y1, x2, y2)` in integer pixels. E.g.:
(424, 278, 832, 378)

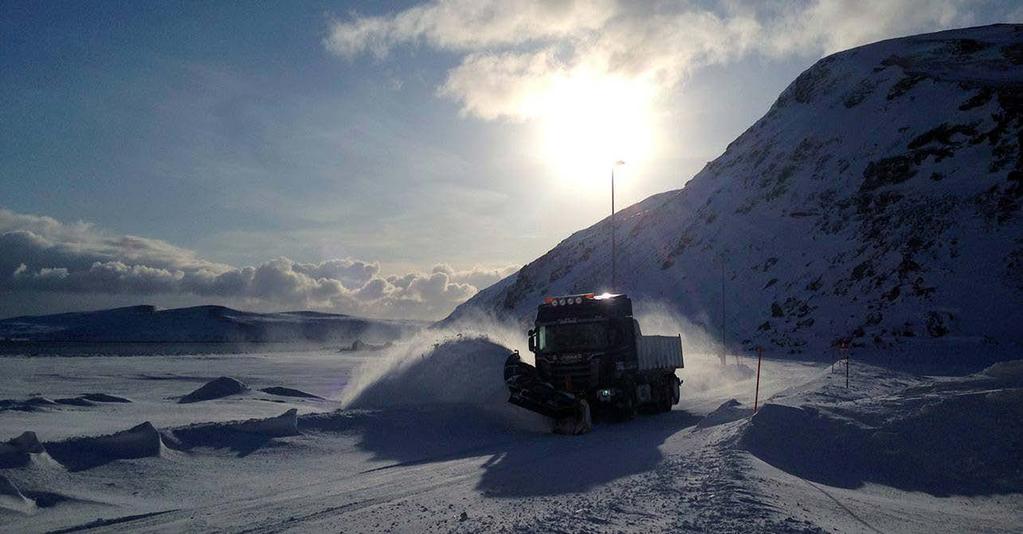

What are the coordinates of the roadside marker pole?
(836, 341, 849, 388)
(754, 346, 763, 413)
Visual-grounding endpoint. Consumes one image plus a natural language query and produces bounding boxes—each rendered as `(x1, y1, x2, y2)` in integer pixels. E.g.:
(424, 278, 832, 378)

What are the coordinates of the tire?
(659, 381, 673, 412)
(614, 394, 636, 422)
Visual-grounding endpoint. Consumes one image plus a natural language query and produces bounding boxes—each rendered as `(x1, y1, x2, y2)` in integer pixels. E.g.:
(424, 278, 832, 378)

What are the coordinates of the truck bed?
(636, 335, 684, 371)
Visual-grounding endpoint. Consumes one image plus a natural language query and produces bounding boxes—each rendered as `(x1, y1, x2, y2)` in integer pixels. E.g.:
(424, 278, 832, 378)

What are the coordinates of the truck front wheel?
(614, 393, 636, 421)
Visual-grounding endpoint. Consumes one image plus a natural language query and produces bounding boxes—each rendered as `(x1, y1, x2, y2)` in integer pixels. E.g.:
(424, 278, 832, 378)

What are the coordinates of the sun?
(536, 71, 657, 188)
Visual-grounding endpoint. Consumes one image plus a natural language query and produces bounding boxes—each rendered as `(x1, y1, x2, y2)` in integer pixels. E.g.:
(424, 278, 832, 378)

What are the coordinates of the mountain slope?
(448, 24, 1023, 357)
(0, 305, 420, 343)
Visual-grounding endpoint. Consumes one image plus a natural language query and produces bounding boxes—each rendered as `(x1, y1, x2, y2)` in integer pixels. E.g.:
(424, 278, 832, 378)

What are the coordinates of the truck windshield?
(538, 322, 608, 353)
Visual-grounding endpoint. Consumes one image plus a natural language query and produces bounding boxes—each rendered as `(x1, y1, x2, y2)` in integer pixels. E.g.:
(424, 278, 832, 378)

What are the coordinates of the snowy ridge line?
(0, 304, 422, 344)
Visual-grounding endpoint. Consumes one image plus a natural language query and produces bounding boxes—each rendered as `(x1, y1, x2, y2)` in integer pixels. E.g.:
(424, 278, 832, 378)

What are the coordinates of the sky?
(2, 0, 1021, 320)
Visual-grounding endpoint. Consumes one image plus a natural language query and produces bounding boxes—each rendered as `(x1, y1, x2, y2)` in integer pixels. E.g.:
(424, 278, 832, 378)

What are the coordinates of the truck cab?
(522, 293, 682, 419)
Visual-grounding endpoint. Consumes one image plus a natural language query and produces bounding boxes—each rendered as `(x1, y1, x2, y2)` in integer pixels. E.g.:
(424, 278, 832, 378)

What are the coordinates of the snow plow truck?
(504, 293, 684, 434)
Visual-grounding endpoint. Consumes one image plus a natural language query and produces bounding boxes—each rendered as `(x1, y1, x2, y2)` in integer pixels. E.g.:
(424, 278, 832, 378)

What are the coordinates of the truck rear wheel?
(658, 380, 673, 412)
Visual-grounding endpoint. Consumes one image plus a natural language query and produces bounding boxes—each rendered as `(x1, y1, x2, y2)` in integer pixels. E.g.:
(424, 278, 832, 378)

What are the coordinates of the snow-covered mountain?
(0, 305, 420, 344)
(448, 24, 1023, 357)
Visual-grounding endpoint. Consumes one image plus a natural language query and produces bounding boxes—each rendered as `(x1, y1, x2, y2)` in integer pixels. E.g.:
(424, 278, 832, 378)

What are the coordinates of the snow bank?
(0, 474, 35, 514)
(55, 397, 95, 407)
(165, 409, 300, 453)
(983, 359, 1023, 382)
(696, 399, 753, 429)
(80, 393, 131, 403)
(222, 409, 299, 437)
(179, 377, 248, 403)
(0, 397, 58, 412)
(260, 387, 323, 399)
(1, 393, 131, 413)
(46, 422, 164, 471)
(0, 431, 51, 468)
(741, 387, 1023, 495)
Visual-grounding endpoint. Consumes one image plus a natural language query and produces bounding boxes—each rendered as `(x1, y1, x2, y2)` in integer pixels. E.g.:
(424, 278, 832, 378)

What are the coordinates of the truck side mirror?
(527, 329, 536, 352)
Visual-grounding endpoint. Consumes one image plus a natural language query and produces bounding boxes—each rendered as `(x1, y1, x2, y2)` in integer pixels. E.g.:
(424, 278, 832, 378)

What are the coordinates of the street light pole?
(719, 251, 727, 367)
(611, 161, 625, 292)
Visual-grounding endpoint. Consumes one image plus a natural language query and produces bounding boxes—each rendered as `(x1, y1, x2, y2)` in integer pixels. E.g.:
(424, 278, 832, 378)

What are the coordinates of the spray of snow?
(634, 301, 756, 395)
(340, 314, 527, 409)
(341, 303, 760, 417)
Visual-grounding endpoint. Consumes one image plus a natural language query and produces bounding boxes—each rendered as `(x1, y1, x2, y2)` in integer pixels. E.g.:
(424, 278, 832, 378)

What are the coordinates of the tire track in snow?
(801, 479, 887, 534)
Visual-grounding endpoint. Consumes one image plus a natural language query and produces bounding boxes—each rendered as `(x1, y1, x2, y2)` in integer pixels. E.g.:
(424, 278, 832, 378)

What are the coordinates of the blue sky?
(2, 1, 1020, 319)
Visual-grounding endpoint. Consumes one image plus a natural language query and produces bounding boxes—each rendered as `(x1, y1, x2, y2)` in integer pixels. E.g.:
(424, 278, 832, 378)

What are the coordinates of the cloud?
(0, 208, 518, 320)
(326, 0, 996, 122)
(324, 0, 616, 58)
(431, 263, 518, 290)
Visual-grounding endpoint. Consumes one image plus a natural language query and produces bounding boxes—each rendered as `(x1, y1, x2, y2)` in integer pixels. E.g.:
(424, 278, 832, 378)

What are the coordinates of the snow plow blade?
(504, 352, 592, 434)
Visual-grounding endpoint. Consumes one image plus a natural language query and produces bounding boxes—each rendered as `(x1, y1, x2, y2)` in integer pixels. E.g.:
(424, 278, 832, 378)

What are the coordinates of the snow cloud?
(326, 0, 991, 122)
(0, 208, 517, 320)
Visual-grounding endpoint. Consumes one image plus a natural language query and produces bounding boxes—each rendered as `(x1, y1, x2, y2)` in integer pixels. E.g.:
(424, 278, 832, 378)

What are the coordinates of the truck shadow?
(300, 406, 699, 497)
(476, 409, 700, 497)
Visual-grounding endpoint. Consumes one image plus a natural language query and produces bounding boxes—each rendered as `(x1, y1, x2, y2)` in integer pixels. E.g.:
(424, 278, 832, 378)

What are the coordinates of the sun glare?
(536, 71, 657, 188)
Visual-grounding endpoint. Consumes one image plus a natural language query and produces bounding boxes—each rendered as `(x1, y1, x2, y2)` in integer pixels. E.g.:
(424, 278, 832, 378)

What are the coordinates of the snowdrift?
(741, 361, 1023, 495)
(260, 387, 323, 399)
(45, 422, 164, 472)
(166, 407, 298, 443)
(80, 393, 131, 403)
(219, 408, 299, 437)
(2, 409, 302, 472)
(0, 397, 58, 412)
(179, 376, 248, 403)
(164, 409, 300, 455)
(54, 397, 95, 407)
(0, 431, 51, 469)
(0, 474, 35, 514)
(1, 393, 132, 414)
(697, 399, 753, 429)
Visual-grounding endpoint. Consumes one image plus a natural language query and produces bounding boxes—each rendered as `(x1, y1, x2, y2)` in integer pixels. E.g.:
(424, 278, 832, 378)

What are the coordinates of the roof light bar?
(543, 293, 599, 306)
